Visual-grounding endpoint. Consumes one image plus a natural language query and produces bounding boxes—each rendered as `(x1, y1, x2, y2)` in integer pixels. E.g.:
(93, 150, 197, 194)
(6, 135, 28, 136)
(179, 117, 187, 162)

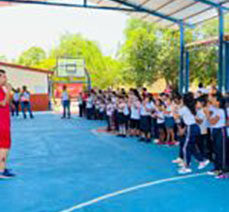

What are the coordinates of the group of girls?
(78, 86, 229, 178)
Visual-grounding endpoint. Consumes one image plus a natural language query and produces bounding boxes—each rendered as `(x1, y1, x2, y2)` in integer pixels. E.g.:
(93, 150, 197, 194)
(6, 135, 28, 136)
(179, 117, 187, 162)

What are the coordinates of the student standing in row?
(173, 93, 209, 174)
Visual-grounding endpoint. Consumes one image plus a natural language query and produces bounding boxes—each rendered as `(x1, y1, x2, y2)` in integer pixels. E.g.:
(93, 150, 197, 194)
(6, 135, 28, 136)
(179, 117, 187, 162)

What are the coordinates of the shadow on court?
(0, 113, 228, 212)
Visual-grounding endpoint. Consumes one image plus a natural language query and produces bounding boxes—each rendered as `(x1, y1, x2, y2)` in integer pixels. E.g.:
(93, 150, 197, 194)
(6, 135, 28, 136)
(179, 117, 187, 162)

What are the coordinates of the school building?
(0, 62, 53, 111)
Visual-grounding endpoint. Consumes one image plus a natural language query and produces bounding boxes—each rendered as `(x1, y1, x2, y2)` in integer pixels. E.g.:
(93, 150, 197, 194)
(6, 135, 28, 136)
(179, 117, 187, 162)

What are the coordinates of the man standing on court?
(0, 69, 15, 178)
(21, 85, 34, 119)
(61, 85, 71, 119)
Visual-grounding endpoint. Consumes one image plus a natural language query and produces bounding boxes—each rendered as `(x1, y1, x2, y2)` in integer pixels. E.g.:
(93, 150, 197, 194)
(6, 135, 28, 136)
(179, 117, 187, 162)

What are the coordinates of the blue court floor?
(2, 112, 229, 212)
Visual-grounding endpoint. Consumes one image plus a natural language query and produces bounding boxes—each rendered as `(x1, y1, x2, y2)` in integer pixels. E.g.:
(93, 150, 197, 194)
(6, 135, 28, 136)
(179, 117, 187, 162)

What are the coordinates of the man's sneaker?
(198, 160, 210, 170)
(172, 158, 183, 164)
(0, 169, 16, 179)
(207, 169, 221, 176)
(178, 167, 192, 175)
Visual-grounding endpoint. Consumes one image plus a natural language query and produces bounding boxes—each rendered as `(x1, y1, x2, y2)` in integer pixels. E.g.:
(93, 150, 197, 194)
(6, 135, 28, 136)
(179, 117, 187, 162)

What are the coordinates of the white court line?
(59, 172, 207, 212)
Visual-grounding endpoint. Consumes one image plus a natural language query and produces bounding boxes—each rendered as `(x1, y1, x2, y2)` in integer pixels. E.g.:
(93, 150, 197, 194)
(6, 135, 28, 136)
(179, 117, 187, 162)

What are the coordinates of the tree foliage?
(14, 15, 229, 89)
(17, 47, 46, 67)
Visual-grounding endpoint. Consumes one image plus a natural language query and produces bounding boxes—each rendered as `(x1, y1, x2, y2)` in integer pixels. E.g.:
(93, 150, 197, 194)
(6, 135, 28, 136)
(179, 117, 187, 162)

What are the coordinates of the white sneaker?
(178, 161, 185, 167)
(154, 139, 159, 144)
(198, 160, 210, 170)
(178, 167, 192, 174)
(172, 158, 183, 164)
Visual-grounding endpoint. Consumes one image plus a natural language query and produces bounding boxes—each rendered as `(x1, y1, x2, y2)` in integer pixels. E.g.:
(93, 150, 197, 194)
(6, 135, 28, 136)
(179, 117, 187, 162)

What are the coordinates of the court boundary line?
(59, 172, 207, 212)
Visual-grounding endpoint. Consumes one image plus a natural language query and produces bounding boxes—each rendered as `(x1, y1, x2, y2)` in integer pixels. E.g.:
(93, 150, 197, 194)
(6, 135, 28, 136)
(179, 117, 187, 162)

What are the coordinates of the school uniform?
(117, 104, 126, 125)
(156, 110, 166, 139)
(140, 102, 153, 134)
(130, 103, 140, 130)
(95, 99, 100, 120)
(86, 97, 93, 120)
(99, 104, 105, 120)
(123, 104, 129, 129)
(178, 106, 204, 167)
(106, 103, 115, 131)
(164, 105, 175, 129)
(209, 107, 227, 171)
(196, 109, 210, 159)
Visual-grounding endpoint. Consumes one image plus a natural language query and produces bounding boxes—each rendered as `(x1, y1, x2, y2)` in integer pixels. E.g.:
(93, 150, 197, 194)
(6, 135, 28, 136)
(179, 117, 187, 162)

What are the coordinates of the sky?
(0, 3, 129, 60)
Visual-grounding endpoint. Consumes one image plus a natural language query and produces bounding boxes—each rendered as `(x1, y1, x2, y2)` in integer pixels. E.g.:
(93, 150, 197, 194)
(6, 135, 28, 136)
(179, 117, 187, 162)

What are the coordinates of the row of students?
(172, 92, 229, 177)
(78, 87, 229, 178)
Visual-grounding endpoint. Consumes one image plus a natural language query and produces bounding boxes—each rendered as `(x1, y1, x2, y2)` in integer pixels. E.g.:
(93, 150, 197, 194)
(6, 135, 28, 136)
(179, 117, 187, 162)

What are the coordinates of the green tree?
(120, 19, 159, 87)
(17, 47, 46, 67)
(0, 55, 8, 62)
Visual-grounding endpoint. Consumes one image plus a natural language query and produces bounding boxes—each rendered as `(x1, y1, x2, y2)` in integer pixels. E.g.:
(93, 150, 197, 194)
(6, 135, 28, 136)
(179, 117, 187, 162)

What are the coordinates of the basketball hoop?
(56, 58, 85, 78)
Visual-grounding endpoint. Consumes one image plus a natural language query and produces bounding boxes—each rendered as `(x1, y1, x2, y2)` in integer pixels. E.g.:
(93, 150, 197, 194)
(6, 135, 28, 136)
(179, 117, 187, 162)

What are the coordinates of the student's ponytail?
(183, 92, 196, 116)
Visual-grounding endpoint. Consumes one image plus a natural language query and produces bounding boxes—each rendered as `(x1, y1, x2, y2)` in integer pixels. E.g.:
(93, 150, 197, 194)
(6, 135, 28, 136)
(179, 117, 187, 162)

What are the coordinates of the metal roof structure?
(0, 0, 229, 28)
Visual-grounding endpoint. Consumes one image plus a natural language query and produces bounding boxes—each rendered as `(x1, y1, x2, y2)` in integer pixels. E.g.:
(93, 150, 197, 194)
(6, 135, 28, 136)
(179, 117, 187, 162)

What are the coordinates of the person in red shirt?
(0, 69, 15, 179)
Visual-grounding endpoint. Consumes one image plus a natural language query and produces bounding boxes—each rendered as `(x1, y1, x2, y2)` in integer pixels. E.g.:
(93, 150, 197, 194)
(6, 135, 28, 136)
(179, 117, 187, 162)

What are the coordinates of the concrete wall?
(0, 65, 50, 111)
(1, 65, 48, 94)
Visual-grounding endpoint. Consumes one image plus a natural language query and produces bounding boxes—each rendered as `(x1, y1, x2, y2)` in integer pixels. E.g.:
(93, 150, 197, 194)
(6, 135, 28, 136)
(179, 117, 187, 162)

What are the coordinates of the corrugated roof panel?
(1, 0, 229, 28)
(143, 0, 172, 11)
(157, 0, 195, 15)
(171, 3, 210, 20)
(187, 7, 218, 24)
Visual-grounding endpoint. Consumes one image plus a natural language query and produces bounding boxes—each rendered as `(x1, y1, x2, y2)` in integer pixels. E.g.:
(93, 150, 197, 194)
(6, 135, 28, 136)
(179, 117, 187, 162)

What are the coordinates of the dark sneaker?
(138, 137, 145, 142)
(146, 138, 151, 143)
(0, 170, 16, 179)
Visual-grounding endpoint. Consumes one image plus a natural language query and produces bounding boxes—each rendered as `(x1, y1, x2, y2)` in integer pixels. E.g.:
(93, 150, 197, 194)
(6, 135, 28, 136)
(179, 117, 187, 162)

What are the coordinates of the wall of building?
(1, 65, 49, 94)
(0, 65, 50, 111)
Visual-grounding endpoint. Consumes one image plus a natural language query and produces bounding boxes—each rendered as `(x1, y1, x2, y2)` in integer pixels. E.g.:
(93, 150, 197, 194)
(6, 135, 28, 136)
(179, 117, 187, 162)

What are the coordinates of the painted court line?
(59, 172, 207, 212)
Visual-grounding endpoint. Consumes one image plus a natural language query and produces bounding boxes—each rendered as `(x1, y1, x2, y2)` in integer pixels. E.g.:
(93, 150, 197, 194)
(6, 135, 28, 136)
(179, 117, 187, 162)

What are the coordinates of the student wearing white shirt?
(106, 98, 115, 131)
(129, 95, 141, 136)
(20, 86, 34, 119)
(195, 96, 211, 160)
(86, 93, 93, 120)
(154, 99, 166, 144)
(173, 93, 209, 174)
(61, 85, 71, 119)
(139, 95, 154, 143)
(117, 96, 128, 137)
(99, 98, 106, 120)
(205, 94, 227, 177)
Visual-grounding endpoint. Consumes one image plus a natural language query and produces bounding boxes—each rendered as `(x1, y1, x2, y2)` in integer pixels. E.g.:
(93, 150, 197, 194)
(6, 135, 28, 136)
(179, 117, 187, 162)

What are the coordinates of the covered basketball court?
(1, 0, 229, 93)
(1, 1, 229, 212)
